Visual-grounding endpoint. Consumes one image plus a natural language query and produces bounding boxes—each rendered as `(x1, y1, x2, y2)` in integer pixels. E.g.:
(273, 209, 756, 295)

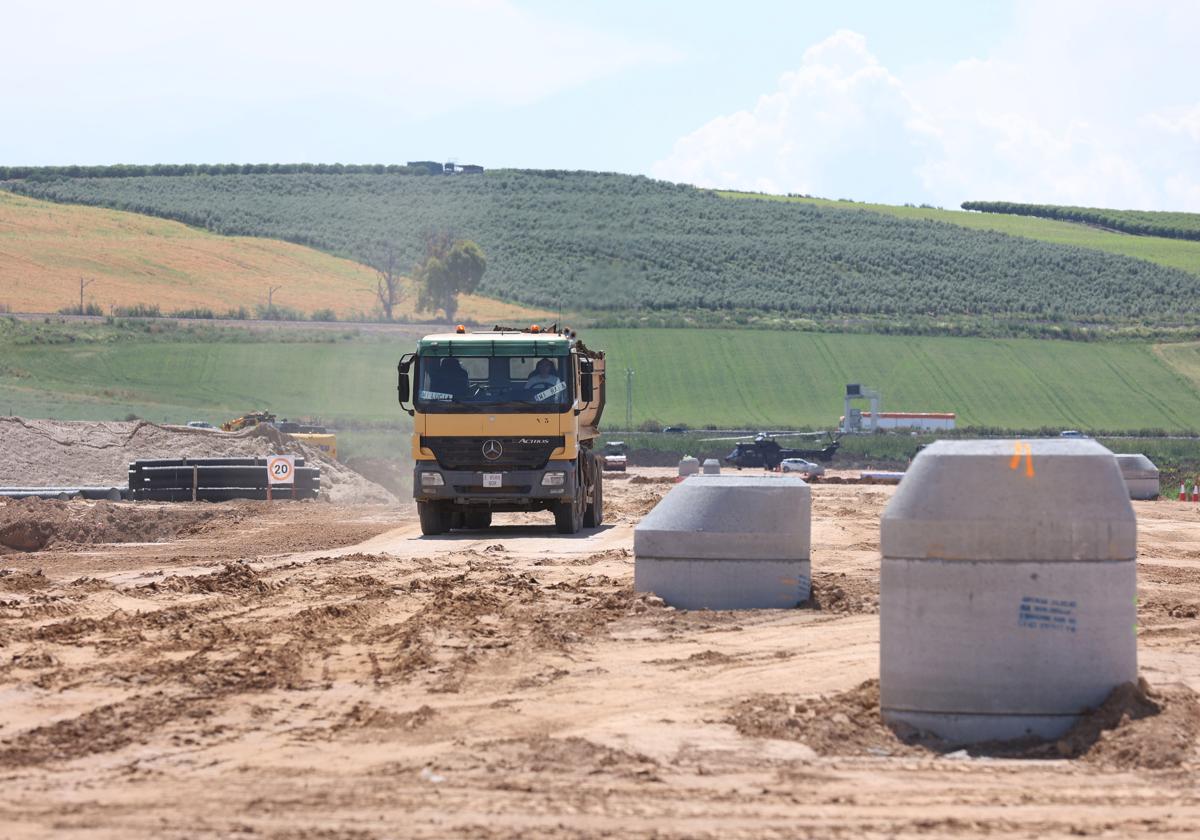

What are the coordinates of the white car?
(780, 457, 824, 476)
(602, 441, 628, 472)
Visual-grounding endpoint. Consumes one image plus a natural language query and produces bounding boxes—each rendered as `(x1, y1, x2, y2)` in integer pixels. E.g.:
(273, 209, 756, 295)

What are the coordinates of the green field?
(5, 320, 1200, 434)
(719, 192, 1200, 276)
(0, 322, 420, 427)
(598, 329, 1200, 431)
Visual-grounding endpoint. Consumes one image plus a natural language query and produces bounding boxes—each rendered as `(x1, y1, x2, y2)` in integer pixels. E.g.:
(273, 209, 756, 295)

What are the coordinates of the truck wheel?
(554, 488, 584, 534)
(418, 501, 451, 536)
(584, 471, 603, 528)
(463, 510, 492, 529)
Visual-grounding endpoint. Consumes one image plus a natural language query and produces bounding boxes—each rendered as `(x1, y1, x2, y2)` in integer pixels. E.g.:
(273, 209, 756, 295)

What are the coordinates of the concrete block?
(702, 458, 721, 475)
(635, 475, 811, 609)
(879, 439, 1137, 744)
(1115, 453, 1160, 500)
(678, 456, 700, 477)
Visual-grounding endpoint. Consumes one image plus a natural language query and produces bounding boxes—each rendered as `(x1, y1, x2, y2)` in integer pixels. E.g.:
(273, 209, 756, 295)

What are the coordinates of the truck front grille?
(453, 485, 533, 494)
(421, 436, 565, 471)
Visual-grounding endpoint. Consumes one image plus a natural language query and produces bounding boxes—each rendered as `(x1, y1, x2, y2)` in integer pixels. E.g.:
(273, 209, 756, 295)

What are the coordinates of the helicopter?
(698, 431, 841, 470)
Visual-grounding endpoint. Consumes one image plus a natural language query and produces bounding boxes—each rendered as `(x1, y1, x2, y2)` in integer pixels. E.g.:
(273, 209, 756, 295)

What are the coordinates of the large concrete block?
(635, 475, 811, 609)
(1115, 453, 1160, 500)
(880, 439, 1137, 744)
(702, 458, 721, 475)
(678, 456, 700, 477)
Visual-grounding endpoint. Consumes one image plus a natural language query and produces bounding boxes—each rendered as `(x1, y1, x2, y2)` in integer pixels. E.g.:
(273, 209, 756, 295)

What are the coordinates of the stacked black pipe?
(128, 458, 320, 501)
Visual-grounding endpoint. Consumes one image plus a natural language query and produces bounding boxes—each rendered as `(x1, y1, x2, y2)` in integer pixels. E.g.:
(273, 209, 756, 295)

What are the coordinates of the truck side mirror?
(580, 360, 594, 403)
(397, 354, 415, 416)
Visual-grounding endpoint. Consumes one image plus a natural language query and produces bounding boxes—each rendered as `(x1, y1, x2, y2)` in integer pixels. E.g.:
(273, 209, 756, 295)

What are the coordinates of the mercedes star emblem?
(482, 439, 503, 460)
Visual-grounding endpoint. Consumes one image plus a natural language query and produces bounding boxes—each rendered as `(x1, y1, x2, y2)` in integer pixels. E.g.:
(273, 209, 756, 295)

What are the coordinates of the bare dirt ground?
(1, 470, 1199, 839)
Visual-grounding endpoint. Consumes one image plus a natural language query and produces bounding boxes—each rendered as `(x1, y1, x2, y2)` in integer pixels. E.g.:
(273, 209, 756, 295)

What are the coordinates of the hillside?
(0, 191, 548, 323)
(4, 319, 1200, 433)
(720, 192, 1200, 277)
(962, 201, 1200, 241)
(8, 169, 1200, 333)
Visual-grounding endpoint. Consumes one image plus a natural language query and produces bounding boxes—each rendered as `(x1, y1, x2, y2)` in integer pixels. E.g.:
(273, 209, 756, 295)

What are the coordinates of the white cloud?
(654, 2, 1200, 211)
(652, 31, 938, 203)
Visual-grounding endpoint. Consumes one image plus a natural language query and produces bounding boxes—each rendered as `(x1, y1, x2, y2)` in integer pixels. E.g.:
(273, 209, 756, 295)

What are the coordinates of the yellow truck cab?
(398, 325, 606, 535)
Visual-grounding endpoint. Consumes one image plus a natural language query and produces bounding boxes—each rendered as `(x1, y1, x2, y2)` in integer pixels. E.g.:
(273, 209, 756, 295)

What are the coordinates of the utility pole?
(625, 367, 634, 430)
(267, 284, 282, 313)
(79, 277, 96, 314)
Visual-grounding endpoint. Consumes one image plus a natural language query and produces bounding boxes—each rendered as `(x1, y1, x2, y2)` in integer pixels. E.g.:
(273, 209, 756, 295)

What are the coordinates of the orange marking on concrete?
(1010, 442, 1035, 478)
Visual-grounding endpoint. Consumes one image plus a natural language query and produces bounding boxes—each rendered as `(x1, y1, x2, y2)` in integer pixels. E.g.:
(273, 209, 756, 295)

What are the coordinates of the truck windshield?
(415, 355, 571, 412)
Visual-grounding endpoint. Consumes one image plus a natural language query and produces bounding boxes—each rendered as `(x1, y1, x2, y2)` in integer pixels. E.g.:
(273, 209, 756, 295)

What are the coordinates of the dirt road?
(1, 473, 1198, 838)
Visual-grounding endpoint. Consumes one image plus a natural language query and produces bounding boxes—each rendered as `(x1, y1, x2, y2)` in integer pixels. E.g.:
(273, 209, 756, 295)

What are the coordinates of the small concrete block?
(1115, 453, 1160, 500)
(702, 458, 721, 475)
(635, 475, 811, 609)
(678, 456, 700, 477)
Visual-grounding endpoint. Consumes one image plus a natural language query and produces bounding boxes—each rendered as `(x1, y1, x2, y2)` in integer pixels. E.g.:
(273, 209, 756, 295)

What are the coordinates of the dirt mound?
(0, 416, 395, 505)
(0, 694, 182, 768)
(729, 680, 915, 757)
(628, 475, 677, 485)
(801, 571, 879, 614)
(148, 563, 273, 595)
(605, 486, 669, 523)
(484, 735, 659, 777)
(336, 702, 437, 732)
(0, 497, 225, 552)
(1058, 679, 1200, 768)
(729, 678, 1200, 767)
(0, 568, 51, 590)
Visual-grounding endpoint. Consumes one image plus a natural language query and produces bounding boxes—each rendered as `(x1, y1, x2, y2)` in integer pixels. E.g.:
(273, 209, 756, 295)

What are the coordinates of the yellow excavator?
(220, 411, 338, 460)
(220, 411, 276, 432)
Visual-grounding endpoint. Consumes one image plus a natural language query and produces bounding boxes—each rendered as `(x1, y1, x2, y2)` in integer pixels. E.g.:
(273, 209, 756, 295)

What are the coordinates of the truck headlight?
(541, 471, 566, 486)
(420, 472, 444, 487)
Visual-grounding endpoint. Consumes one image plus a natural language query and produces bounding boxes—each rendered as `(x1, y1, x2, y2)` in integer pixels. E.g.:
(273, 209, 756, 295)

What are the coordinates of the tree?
(414, 233, 486, 322)
(365, 243, 404, 321)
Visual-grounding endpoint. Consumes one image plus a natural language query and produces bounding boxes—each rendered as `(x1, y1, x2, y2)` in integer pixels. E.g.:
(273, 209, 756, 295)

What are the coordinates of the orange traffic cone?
(1193, 480, 1199, 503)
(1181, 482, 1188, 502)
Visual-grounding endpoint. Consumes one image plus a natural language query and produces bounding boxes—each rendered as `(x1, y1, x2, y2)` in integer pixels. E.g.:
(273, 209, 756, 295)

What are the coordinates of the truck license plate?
(482, 473, 502, 488)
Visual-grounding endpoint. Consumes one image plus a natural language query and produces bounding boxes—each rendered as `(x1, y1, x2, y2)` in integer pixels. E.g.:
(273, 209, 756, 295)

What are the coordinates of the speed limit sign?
(266, 455, 296, 485)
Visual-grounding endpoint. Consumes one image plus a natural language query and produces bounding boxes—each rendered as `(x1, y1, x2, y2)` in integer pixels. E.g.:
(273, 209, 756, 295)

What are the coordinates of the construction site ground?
(2, 468, 1199, 839)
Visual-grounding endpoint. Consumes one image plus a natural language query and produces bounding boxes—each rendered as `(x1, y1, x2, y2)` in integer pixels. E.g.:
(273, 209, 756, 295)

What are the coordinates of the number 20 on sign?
(266, 455, 296, 500)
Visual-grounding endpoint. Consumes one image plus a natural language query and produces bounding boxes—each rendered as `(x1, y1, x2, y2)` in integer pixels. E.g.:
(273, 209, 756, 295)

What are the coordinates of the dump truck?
(398, 325, 606, 535)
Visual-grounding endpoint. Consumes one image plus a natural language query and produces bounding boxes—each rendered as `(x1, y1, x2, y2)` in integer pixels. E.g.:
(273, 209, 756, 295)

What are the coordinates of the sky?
(3, 0, 1198, 210)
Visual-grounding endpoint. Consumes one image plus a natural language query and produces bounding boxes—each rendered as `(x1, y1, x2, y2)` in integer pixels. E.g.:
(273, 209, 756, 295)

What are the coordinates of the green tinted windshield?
(416, 354, 571, 412)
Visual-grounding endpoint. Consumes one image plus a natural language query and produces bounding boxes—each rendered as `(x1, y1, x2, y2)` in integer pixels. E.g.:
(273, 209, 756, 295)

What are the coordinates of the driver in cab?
(526, 358, 561, 395)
